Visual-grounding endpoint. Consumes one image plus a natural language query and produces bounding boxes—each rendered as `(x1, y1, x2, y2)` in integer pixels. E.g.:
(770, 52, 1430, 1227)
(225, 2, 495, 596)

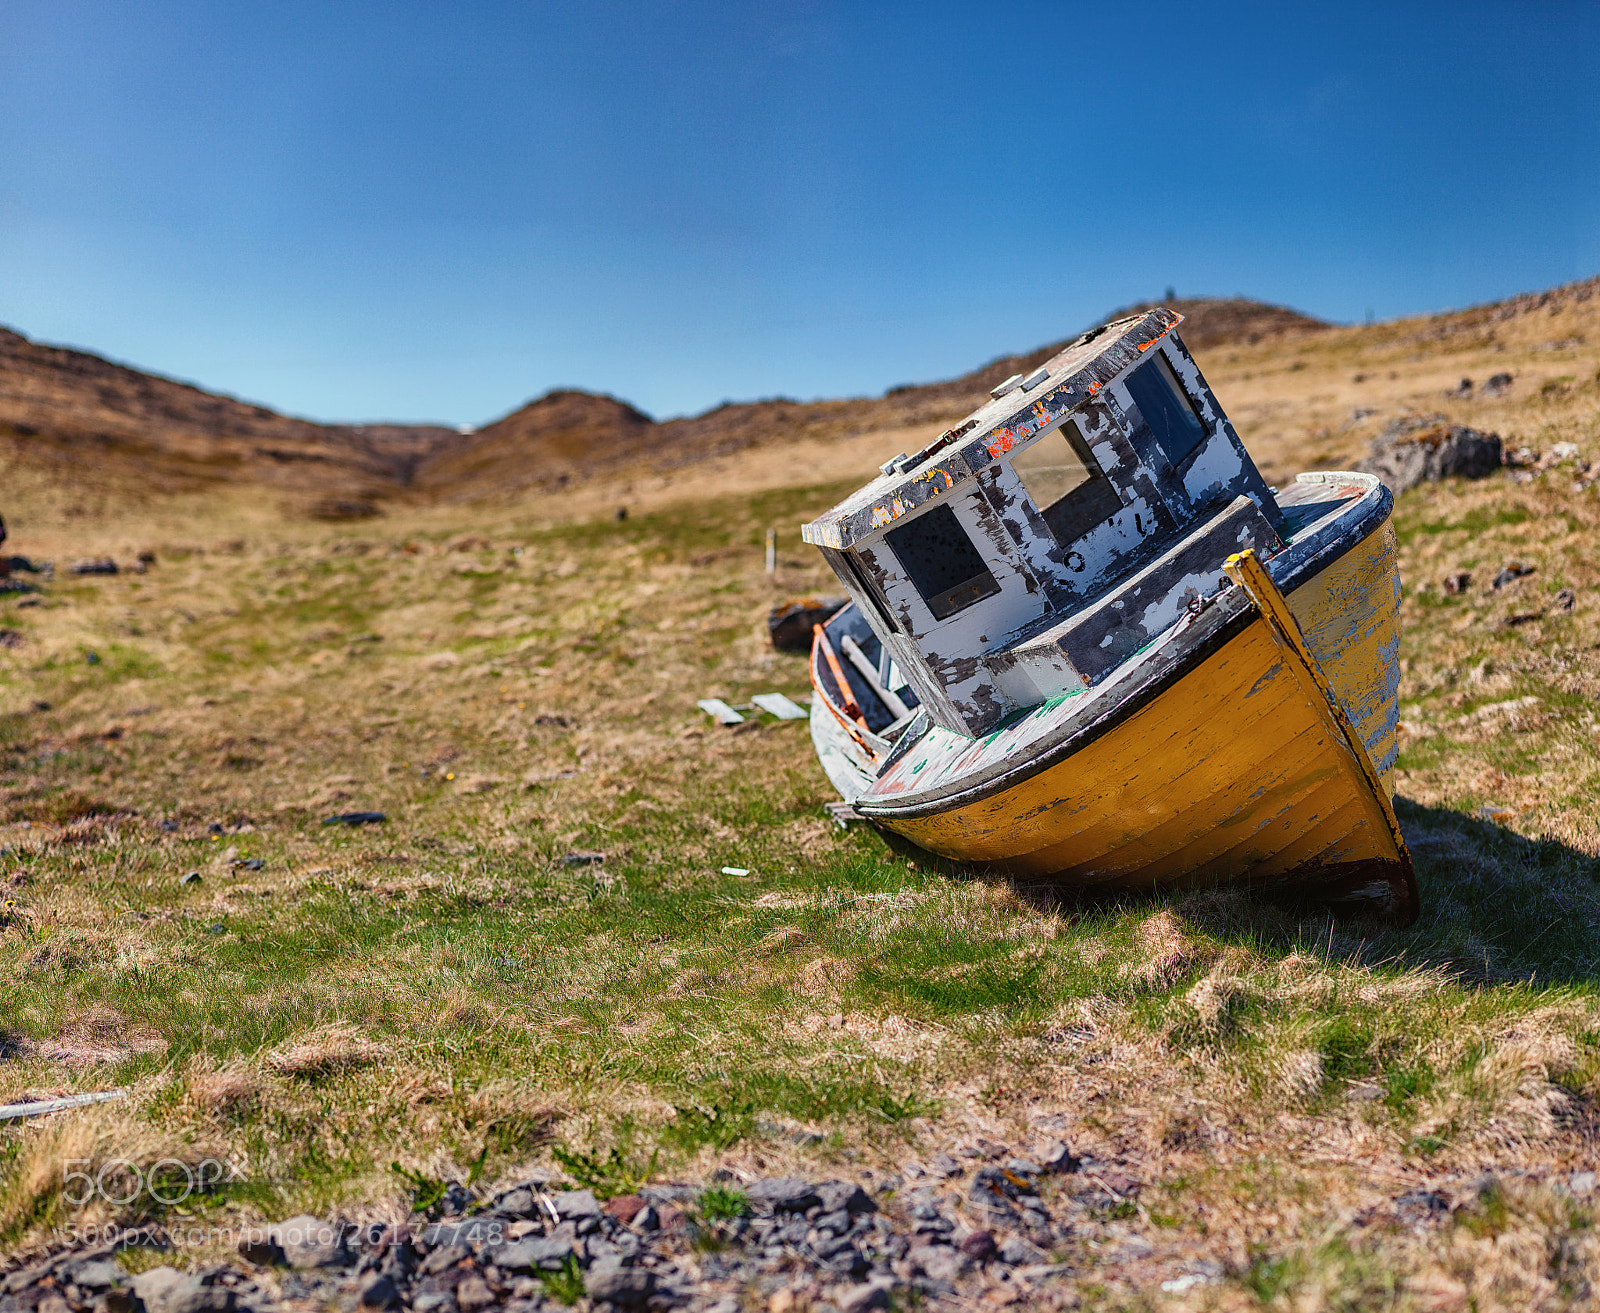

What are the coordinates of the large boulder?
(1357, 416, 1502, 494)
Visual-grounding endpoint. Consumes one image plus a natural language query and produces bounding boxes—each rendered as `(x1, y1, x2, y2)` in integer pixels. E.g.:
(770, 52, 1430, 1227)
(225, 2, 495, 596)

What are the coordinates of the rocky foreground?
(0, 1140, 1144, 1313)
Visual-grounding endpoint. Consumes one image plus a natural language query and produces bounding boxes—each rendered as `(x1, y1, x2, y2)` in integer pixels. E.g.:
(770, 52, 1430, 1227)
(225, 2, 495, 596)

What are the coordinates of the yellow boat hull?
(868, 531, 1415, 921)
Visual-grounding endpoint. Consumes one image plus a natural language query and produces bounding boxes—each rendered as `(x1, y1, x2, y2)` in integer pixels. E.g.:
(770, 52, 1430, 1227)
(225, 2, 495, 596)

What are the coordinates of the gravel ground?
(0, 1139, 1121, 1313)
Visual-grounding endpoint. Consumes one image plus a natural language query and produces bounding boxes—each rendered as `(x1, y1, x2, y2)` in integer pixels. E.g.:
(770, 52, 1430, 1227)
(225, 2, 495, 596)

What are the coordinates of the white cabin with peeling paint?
(801, 309, 1286, 739)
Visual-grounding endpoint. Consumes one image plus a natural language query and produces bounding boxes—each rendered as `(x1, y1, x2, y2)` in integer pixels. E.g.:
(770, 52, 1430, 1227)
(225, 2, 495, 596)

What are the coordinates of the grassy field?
(2, 294, 1600, 1310)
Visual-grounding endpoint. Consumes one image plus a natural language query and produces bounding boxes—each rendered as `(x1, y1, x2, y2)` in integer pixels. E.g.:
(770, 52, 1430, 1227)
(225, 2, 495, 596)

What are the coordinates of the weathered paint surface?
(805, 312, 1295, 736)
(1286, 520, 1403, 787)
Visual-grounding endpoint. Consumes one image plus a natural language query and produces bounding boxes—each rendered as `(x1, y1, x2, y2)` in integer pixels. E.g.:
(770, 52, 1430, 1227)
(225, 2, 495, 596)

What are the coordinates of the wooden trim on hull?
(873, 551, 1417, 923)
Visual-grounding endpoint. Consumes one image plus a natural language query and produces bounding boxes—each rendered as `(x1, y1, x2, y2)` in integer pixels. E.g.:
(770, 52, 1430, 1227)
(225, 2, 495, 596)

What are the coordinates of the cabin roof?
(801, 307, 1183, 551)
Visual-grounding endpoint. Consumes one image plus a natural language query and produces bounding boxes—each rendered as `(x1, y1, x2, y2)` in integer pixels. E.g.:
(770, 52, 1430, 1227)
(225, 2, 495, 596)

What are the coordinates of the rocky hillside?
(0, 289, 1529, 511)
(409, 298, 1331, 502)
(0, 327, 465, 512)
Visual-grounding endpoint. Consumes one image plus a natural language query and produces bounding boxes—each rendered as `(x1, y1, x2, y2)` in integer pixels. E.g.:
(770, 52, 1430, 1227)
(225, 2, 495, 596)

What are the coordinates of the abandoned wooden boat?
(802, 307, 1417, 923)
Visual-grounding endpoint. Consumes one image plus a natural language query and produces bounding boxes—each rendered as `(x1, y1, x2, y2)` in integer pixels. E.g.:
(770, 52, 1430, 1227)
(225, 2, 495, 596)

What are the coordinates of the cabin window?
(1010, 418, 1123, 546)
(884, 503, 1001, 621)
(1125, 353, 1206, 466)
(826, 547, 900, 635)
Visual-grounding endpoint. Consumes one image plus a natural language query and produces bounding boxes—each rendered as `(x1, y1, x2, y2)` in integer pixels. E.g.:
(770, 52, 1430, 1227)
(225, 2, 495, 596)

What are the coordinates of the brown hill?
(0, 326, 465, 511)
(3, 292, 1509, 511)
(412, 297, 1332, 502)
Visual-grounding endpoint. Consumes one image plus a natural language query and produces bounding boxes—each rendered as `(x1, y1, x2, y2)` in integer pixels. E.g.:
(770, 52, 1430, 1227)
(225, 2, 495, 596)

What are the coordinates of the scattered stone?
(1442, 571, 1472, 595)
(70, 558, 119, 576)
(602, 1194, 648, 1225)
(131, 1270, 235, 1313)
(269, 1215, 350, 1269)
(1035, 1139, 1078, 1173)
(359, 1276, 401, 1309)
(418, 1243, 470, 1276)
(745, 1177, 819, 1212)
(455, 1276, 496, 1311)
(493, 1187, 538, 1218)
(1554, 588, 1577, 613)
(552, 1188, 601, 1220)
(813, 1181, 874, 1215)
(1570, 1170, 1597, 1196)
(998, 1236, 1047, 1266)
(233, 857, 266, 871)
(1357, 417, 1503, 495)
(1483, 372, 1514, 397)
(585, 1266, 655, 1306)
(323, 812, 387, 826)
(561, 851, 605, 867)
(910, 1244, 969, 1282)
(835, 1281, 891, 1313)
(1493, 563, 1535, 590)
(181, 871, 203, 885)
(64, 1261, 127, 1290)
(497, 1238, 574, 1272)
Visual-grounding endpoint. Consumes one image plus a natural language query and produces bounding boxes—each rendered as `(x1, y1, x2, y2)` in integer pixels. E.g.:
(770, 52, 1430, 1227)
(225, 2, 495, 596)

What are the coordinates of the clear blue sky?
(2, 1, 1595, 427)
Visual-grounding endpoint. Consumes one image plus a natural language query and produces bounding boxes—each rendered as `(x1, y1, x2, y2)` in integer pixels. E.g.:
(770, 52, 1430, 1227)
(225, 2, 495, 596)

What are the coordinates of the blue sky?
(1, 1, 1595, 426)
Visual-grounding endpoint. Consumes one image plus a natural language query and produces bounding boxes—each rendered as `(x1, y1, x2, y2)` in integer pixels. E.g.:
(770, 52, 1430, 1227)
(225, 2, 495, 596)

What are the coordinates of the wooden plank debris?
(752, 693, 808, 720)
(0, 1090, 127, 1121)
(697, 698, 745, 725)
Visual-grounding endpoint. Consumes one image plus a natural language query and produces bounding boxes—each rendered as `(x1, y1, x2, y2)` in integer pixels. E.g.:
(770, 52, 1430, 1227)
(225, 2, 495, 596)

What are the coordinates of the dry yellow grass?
(0, 283, 1598, 1307)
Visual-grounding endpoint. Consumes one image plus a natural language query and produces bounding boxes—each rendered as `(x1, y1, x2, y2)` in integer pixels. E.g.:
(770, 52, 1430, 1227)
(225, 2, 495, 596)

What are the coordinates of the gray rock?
(836, 1282, 892, 1313)
(496, 1238, 574, 1272)
(358, 1276, 400, 1309)
(418, 1244, 470, 1276)
(997, 1236, 1045, 1266)
(411, 1295, 455, 1313)
(131, 1271, 235, 1313)
(455, 1276, 495, 1312)
(551, 1189, 601, 1220)
(814, 1209, 850, 1235)
(584, 1267, 655, 1306)
(813, 1181, 874, 1215)
(268, 1215, 348, 1269)
(1035, 1140, 1077, 1173)
(1570, 1170, 1597, 1196)
(493, 1188, 537, 1218)
(637, 1184, 696, 1207)
(908, 1244, 968, 1283)
(62, 1261, 125, 1290)
(1358, 417, 1503, 494)
(3, 1263, 51, 1295)
(745, 1177, 819, 1212)
(420, 1220, 499, 1249)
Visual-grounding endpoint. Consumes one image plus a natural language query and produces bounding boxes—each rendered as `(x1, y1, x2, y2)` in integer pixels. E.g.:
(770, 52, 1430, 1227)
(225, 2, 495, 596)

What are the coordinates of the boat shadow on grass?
(878, 797, 1600, 989)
